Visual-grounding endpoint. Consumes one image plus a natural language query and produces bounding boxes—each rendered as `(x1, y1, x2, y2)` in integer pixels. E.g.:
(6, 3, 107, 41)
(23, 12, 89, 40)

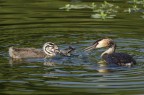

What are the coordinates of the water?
(0, 0, 144, 94)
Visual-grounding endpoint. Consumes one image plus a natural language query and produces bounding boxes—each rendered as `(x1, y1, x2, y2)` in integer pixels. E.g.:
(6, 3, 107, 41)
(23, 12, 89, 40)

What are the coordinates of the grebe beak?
(84, 44, 97, 51)
(84, 38, 112, 51)
(84, 39, 102, 51)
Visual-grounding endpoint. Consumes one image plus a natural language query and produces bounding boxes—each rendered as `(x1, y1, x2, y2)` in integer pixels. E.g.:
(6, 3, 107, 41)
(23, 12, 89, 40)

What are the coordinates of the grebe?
(84, 38, 136, 66)
(9, 42, 75, 59)
(9, 42, 60, 59)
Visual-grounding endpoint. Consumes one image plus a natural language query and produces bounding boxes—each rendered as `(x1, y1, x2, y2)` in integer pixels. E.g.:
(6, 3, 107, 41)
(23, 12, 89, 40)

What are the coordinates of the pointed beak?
(84, 44, 97, 51)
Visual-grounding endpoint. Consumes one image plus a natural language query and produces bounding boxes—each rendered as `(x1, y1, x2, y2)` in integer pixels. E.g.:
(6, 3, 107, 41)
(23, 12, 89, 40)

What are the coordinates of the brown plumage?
(9, 42, 75, 59)
(9, 47, 46, 59)
(9, 42, 59, 59)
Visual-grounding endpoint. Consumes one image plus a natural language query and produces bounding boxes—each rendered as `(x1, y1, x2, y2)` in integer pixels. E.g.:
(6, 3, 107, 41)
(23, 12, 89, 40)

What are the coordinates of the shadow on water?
(0, 0, 144, 95)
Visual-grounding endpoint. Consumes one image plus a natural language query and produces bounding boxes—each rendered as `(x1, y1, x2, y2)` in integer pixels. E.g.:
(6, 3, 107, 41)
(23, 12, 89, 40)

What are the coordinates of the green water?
(0, 0, 144, 95)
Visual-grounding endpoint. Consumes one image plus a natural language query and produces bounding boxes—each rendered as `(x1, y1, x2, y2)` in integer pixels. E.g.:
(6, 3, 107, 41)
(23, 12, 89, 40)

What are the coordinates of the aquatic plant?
(128, 0, 144, 4)
(91, 11, 107, 20)
(59, 3, 92, 11)
(91, 2, 97, 11)
(93, 1, 119, 13)
(132, 5, 140, 11)
(91, 11, 116, 20)
(59, 1, 118, 20)
(101, 1, 114, 9)
(91, 1, 118, 20)
(59, 0, 144, 20)
(59, 4, 71, 11)
(124, 4, 141, 13)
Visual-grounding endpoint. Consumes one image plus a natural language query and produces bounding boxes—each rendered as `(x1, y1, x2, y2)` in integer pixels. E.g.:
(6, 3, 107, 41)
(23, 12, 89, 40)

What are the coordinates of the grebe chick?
(84, 38, 136, 66)
(9, 42, 60, 59)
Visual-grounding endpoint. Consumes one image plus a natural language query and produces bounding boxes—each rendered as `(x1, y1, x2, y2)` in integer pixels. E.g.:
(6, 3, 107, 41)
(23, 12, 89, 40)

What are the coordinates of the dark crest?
(92, 38, 103, 45)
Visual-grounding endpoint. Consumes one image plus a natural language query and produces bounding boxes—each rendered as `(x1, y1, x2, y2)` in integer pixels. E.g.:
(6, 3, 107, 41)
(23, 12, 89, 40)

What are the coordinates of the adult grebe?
(9, 42, 60, 59)
(84, 38, 136, 66)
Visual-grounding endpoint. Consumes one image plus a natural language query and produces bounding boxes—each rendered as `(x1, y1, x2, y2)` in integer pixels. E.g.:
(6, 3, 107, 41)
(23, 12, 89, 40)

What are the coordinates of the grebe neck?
(101, 43, 116, 58)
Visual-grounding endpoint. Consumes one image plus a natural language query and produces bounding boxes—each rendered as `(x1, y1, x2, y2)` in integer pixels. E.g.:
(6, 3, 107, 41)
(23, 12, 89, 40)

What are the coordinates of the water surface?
(0, 0, 144, 95)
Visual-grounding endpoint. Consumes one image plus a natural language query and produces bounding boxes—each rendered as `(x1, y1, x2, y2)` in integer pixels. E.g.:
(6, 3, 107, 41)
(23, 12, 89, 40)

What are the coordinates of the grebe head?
(43, 42, 60, 57)
(84, 38, 114, 51)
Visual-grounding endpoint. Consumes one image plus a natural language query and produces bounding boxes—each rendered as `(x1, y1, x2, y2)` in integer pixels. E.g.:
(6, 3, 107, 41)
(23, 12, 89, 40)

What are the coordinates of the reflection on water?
(0, 0, 144, 95)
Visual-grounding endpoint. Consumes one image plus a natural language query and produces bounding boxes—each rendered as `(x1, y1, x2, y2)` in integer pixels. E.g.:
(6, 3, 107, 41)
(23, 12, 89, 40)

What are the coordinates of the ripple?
(0, 0, 144, 94)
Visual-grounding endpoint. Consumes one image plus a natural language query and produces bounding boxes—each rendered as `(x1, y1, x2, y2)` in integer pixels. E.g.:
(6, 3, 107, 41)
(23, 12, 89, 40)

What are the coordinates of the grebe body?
(85, 38, 136, 66)
(9, 42, 59, 59)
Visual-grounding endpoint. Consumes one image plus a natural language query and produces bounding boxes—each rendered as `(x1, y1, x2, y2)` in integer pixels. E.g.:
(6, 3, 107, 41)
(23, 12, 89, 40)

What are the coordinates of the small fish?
(60, 46, 75, 56)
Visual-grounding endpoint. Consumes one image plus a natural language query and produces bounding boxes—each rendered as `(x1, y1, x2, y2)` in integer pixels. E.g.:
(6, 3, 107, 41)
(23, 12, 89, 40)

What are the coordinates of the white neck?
(101, 44, 116, 58)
